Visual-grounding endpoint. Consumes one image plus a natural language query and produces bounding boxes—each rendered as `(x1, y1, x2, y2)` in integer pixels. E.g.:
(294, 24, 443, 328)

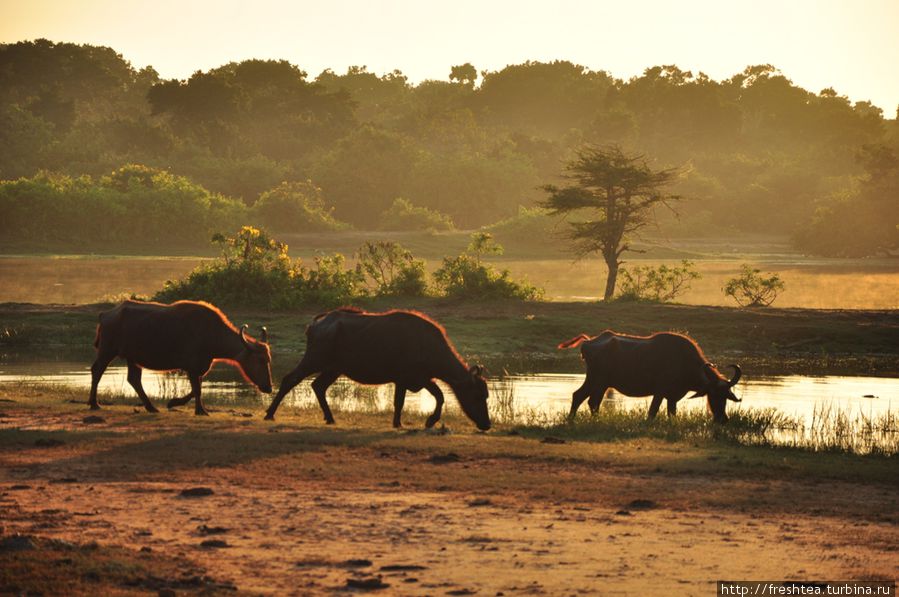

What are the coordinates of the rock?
(342, 559, 373, 568)
(180, 487, 214, 497)
(627, 499, 658, 510)
(82, 416, 105, 424)
(197, 525, 228, 535)
(199, 539, 229, 548)
(0, 534, 36, 551)
(428, 452, 461, 464)
(346, 576, 389, 590)
(466, 498, 493, 507)
(380, 564, 427, 571)
(34, 438, 65, 447)
(541, 436, 566, 444)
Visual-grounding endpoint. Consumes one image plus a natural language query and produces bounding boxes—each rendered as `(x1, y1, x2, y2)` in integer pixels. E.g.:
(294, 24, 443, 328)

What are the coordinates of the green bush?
(723, 264, 786, 307)
(433, 233, 543, 300)
(301, 253, 365, 305)
(0, 165, 246, 248)
(378, 197, 455, 232)
(253, 181, 348, 233)
(155, 228, 542, 308)
(616, 260, 701, 303)
(155, 226, 362, 308)
(155, 227, 297, 308)
(355, 240, 428, 297)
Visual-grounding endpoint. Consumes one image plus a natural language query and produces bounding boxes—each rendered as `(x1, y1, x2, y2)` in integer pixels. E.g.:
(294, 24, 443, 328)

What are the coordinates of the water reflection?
(0, 360, 894, 426)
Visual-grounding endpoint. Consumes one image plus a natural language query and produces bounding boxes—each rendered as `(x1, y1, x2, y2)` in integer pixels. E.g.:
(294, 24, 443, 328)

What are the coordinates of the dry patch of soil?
(1, 403, 897, 595)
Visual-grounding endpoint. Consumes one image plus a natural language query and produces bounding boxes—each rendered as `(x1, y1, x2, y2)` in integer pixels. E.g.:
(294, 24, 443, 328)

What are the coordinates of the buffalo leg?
(667, 398, 678, 418)
(568, 380, 591, 419)
(126, 361, 159, 413)
(311, 371, 339, 424)
(424, 381, 445, 428)
(88, 352, 115, 410)
(392, 385, 406, 428)
(265, 361, 315, 420)
(189, 375, 208, 416)
(587, 386, 608, 415)
(647, 395, 664, 420)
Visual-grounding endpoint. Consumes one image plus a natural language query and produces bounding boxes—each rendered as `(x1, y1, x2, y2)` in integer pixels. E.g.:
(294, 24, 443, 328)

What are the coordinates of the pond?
(1, 358, 894, 428)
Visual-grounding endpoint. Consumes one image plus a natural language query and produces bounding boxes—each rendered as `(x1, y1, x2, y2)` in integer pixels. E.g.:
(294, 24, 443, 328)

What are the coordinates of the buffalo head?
(456, 365, 491, 431)
(238, 325, 274, 393)
(693, 363, 742, 424)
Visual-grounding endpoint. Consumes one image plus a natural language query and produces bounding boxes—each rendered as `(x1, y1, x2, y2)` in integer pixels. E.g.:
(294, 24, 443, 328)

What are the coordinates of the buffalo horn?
(727, 364, 742, 387)
(240, 324, 251, 349)
(260, 326, 269, 344)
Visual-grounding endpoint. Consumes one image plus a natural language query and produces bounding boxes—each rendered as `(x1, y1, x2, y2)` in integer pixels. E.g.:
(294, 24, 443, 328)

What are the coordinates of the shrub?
(354, 241, 428, 297)
(253, 181, 348, 233)
(300, 253, 365, 305)
(155, 226, 362, 308)
(616, 260, 701, 303)
(0, 165, 247, 248)
(378, 197, 455, 232)
(723, 264, 786, 307)
(432, 233, 543, 300)
(155, 226, 298, 308)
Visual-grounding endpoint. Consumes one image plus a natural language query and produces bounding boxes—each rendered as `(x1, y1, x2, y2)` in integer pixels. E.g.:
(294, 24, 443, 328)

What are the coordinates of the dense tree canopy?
(1, 39, 896, 256)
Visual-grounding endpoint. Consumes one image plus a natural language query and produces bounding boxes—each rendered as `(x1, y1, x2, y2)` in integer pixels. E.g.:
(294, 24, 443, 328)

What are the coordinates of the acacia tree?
(541, 145, 681, 300)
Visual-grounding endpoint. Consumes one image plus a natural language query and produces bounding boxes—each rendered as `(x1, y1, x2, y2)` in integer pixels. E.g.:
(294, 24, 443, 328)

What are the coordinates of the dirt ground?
(1, 398, 897, 596)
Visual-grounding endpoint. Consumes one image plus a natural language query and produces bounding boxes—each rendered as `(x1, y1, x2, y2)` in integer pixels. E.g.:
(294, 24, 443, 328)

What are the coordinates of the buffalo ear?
(469, 365, 483, 377)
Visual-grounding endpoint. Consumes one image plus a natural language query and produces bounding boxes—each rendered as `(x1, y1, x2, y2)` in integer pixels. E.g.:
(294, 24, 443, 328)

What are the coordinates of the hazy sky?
(3, 0, 898, 114)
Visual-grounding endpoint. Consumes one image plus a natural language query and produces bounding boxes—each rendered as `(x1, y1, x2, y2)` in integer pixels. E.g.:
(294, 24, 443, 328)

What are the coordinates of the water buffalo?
(264, 308, 491, 430)
(558, 330, 742, 423)
(90, 300, 273, 415)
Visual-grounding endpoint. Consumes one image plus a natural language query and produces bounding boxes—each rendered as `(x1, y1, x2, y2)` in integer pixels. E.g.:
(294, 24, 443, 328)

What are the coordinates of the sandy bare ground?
(1, 402, 897, 595)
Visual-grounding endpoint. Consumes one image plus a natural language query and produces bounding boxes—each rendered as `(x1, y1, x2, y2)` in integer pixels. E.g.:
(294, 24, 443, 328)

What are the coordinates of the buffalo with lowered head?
(265, 308, 491, 430)
(90, 300, 273, 415)
(558, 330, 742, 423)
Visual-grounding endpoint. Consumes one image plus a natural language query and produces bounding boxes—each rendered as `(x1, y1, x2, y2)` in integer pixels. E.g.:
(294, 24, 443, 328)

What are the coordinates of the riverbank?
(0, 388, 896, 595)
(2, 300, 898, 376)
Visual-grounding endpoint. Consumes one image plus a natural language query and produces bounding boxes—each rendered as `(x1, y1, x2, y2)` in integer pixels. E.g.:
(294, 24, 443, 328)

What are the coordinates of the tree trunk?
(603, 256, 619, 301)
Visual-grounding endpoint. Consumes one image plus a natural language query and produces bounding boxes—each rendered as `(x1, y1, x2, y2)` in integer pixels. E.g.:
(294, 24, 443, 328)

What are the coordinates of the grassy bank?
(2, 300, 897, 376)
(2, 385, 897, 489)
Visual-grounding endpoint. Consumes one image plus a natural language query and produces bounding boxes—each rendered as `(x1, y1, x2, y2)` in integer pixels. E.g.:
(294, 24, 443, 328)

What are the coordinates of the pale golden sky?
(2, 0, 898, 114)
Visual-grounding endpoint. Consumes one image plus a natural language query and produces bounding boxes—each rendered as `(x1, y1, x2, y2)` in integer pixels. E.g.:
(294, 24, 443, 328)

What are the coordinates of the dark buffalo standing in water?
(90, 300, 273, 415)
(558, 330, 742, 423)
(265, 308, 491, 430)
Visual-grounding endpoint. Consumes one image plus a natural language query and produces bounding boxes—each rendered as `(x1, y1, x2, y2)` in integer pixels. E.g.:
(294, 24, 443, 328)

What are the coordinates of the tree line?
(1, 39, 897, 256)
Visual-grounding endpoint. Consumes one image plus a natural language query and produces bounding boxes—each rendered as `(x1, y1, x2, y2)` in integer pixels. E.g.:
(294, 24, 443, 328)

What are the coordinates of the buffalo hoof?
(425, 416, 439, 429)
(145, 405, 159, 414)
(195, 409, 210, 417)
(325, 418, 336, 425)
(166, 399, 185, 410)
(263, 414, 275, 421)
(89, 403, 101, 411)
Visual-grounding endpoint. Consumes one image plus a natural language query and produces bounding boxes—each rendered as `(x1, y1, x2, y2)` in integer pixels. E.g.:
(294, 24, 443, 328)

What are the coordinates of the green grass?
(512, 403, 899, 457)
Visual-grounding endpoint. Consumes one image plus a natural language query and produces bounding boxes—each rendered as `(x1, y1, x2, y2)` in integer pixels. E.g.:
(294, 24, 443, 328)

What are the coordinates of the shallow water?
(0, 359, 894, 426)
